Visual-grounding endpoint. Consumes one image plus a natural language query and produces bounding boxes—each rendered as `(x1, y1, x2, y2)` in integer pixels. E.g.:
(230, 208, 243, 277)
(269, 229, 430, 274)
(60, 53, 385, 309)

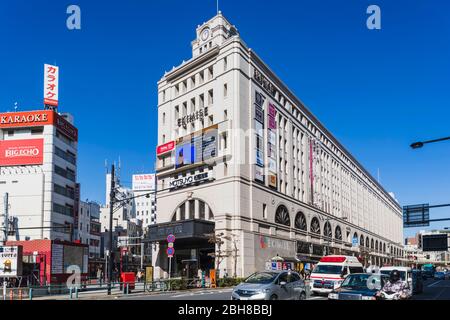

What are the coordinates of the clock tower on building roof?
(191, 12, 239, 57)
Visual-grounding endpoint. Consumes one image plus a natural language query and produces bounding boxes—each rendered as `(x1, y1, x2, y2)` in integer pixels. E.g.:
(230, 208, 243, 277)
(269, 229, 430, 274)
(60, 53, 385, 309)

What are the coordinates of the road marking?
(307, 296, 327, 300)
(428, 280, 443, 288)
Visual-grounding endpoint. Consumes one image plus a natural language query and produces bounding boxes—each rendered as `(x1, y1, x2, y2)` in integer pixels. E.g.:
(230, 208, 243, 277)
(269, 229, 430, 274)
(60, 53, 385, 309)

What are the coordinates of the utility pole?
(140, 233, 144, 271)
(107, 165, 115, 296)
(1, 193, 9, 245)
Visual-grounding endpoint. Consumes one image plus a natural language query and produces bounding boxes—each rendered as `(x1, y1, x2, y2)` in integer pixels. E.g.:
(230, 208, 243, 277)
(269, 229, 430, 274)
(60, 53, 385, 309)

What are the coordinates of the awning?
(147, 219, 215, 242)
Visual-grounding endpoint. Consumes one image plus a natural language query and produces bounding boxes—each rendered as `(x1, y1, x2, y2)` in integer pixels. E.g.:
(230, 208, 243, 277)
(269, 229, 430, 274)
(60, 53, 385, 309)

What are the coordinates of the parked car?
(231, 270, 307, 300)
(328, 273, 389, 301)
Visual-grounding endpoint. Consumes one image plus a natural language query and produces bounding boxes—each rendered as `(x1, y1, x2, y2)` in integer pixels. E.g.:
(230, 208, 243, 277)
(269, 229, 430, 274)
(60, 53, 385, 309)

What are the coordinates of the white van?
(310, 255, 364, 295)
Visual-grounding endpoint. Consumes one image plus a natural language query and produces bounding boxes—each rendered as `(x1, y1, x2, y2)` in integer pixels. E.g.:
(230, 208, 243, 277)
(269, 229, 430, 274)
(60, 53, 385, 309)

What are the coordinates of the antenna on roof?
(216, 0, 219, 15)
(14, 102, 18, 112)
(105, 159, 108, 174)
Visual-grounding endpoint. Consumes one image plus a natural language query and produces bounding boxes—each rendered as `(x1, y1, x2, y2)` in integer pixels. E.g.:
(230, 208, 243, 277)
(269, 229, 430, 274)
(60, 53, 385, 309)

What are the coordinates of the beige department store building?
(149, 13, 405, 279)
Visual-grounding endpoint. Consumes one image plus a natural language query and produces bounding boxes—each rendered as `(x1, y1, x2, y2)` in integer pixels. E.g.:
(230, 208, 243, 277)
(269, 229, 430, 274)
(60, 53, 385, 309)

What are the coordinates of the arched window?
(275, 205, 291, 227)
(383, 243, 386, 253)
(360, 235, 364, 247)
(324, 222, 332, 238)
(371, 239, 374, 249)
(294, 212, 307, 231)
(366, 237, 370, 248)
(375, 240, 379, 252)
(310, 217, 321, 235)
(171, 199, 214, 222)
(353, 232, 358, 245)
(335, 226, 342, 241)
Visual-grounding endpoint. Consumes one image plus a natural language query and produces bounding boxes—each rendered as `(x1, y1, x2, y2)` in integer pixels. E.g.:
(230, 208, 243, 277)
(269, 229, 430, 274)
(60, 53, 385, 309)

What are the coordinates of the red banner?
(0, 139, 44, 166)
(157, 141, 175, 155)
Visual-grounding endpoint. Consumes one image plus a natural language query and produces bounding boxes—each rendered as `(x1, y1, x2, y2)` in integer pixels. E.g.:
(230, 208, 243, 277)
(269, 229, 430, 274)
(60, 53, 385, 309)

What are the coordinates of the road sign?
(167, 247, 175, 257)
(167, 234, 176, 243)
(403, 204, 430, 228)
(422, 234, 449, 252)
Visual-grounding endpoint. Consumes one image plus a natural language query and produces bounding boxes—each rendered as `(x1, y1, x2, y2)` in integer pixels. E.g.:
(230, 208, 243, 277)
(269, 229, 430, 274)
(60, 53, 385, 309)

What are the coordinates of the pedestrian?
(136, 270, 143, 282)
(97, 267, 103, 286)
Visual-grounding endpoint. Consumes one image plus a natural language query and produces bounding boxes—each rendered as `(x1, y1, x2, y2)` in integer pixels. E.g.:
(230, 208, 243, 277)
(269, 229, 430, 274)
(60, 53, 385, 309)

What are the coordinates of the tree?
(205, 232, 230, 276)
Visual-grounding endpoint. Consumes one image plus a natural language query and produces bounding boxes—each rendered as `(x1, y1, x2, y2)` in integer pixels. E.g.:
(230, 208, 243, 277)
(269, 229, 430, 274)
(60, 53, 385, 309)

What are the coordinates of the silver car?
(231, 270, 307, 300)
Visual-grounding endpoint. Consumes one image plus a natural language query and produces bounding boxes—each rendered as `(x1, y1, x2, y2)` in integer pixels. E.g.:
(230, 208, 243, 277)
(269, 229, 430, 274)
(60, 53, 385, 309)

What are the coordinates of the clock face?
(201, 29, 210, 41)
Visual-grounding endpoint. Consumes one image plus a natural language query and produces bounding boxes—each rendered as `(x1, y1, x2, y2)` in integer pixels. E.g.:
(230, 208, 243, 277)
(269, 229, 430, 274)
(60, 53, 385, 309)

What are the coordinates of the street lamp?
(410, 136, 450, 149)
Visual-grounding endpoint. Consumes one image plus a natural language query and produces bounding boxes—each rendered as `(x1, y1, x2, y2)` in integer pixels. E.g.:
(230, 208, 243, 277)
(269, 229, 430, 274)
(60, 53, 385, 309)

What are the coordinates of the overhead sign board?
(44, 64, 59, 107)
(0, 139, 44, 166)
(422, 234, 449, 252)
(403, 204, 430, 228)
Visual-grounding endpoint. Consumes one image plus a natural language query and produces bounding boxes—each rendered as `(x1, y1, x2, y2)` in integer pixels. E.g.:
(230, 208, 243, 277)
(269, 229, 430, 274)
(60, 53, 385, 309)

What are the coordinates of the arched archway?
(275, 205, 291, 227)
(371, 239, 375, 249)
(294, 211, 307, 231)
(360, 235, 364, 247)
(171, 199, 215, 222)
(366, 237, 370, 248)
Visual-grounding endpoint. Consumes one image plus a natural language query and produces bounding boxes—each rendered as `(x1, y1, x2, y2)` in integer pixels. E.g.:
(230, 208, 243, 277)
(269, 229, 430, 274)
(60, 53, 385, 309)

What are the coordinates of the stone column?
(194, 199, 200, 220)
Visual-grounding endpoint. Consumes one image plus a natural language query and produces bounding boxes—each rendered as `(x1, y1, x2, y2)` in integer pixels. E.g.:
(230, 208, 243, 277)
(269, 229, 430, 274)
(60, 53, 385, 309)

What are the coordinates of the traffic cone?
(9, 290, 14, 301)
(18, 290, 23, 300)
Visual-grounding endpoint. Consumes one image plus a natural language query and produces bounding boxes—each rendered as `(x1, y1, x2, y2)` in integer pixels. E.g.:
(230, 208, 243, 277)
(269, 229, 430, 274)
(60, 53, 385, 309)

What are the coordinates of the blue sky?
(1, 0, 449, 237)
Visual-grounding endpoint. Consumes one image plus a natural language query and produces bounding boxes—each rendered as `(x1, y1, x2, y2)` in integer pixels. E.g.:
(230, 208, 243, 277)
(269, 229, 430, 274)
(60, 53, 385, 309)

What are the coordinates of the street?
(413, 279, 450, 300)
(115, 279, 450, 301)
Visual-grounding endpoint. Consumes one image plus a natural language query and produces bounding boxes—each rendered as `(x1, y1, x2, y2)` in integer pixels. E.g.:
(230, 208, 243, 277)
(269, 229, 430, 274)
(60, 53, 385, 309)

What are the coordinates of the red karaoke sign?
(0, 139, 44, 166)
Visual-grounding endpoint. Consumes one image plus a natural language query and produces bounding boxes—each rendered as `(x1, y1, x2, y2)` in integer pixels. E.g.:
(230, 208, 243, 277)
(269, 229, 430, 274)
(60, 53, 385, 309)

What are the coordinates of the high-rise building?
(151, 13, 404, 278)
(0, 109, 78, 242)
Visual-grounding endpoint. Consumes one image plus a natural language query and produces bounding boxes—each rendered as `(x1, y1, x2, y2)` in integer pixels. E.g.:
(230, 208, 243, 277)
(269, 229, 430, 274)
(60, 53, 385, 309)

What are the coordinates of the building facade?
(151, 13, 405, 279)
(0, 110, 78, 242)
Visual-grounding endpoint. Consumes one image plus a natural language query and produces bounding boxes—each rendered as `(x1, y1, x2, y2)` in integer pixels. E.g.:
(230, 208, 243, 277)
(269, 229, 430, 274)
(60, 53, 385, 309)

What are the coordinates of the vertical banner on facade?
(44, 64, 59, 107)
(267, 103, 277, 189)
(309, 138, 314, 204)
(254, 91, 265, 183)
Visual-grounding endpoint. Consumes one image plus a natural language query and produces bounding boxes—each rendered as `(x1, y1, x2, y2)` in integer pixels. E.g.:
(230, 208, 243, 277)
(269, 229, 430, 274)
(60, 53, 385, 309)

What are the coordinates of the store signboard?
(51, 244, 64, 274)
(169, 171, 214, 190)
(44, 64, 59, 107)
(0, 139, 44, 166)
(0, 246, 23, 277)
(175, 125, 218, 169)
(132, 174, 156, 191)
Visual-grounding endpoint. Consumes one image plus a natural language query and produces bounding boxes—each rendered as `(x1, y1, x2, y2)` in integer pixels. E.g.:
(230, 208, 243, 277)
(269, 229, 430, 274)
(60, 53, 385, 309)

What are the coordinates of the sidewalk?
(33, 286, 230, 300)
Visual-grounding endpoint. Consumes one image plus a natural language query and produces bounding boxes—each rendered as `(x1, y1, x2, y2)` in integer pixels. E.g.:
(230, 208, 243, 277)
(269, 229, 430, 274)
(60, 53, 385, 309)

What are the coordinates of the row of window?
(54, 165, 76, 182)
(55, 146, 76, 165)
(53, 202, 73, 217)
(54, 183, 75, 199)
(162, 57, 229, 103)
